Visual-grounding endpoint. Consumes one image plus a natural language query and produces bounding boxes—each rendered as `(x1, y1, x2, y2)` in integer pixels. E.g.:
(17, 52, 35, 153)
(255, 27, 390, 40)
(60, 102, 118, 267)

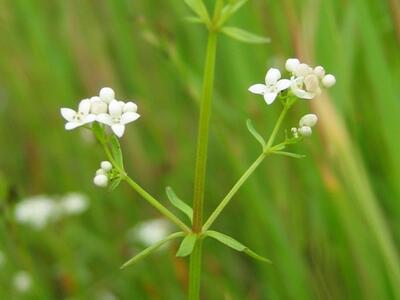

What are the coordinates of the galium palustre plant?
(59, 1, 335, 299)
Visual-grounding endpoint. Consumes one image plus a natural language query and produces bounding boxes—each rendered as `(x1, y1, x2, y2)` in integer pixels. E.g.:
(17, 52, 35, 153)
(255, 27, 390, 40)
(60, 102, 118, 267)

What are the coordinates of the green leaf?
(92, 122, 105, 143)
(205, 230, 271, 263)
(184, 0, 210, 24)
(273, 151, 306, 159)
(246, 119, 266, 148)
(109, 177, 122, 191)
(121, 232, 185, 269)
(219, 0, 248, 25)
(110, 136, 124, 170)
(166, 186, 193, 223)
(176, 234, 197, 257)
(221, 27, 270, 44)
(184, 16, 204, 24)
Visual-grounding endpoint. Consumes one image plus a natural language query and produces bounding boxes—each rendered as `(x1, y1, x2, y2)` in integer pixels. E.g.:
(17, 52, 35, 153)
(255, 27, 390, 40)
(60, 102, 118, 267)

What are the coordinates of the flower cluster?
(291, 114, 318, 138)
(249, 58, 336, 105)
(60, 87, 140, 138)
(93, 161, 113, 188)
(15, 193, 89, 230)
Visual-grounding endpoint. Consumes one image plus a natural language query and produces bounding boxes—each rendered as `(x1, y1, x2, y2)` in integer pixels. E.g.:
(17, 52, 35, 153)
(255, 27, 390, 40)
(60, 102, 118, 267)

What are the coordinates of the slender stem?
(188, 240, 203, 300)
(123, 176, 191, 233)
(101, 142, 191, 233)
(203, 105, 291, 231)
(192, 31, 218, 232)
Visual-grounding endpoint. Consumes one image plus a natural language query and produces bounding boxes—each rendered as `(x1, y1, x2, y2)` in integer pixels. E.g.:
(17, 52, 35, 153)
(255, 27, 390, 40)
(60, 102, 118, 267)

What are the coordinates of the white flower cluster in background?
(13, 270, 32, 293)
(93, 161, 113, 188)
(249, 58, 336, 105)
(14, 193, 89, 230)
(61, 87, 140, 138)
(127, 218, 172, 247)
(291, 114, 318, 138)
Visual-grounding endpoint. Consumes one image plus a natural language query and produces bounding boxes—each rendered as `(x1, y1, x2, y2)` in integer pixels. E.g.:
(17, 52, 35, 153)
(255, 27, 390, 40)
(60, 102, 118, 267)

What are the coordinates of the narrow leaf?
(121, 232, 185, 269)
(184, 16, 204, 24)
(166, 186, 193, 223)
(109, 177, 122, 191)
(205, 231, 271, 263)
(176, 234, 197, 257)
(184, 0, 210, 23)
(110, 136, 124, 169)
(247, 119, 266, 147)
(92, 122, 105, 143)
(273, 151, 306, 159)
(221, 27, 270, 44)
(219, 0, 248, 25)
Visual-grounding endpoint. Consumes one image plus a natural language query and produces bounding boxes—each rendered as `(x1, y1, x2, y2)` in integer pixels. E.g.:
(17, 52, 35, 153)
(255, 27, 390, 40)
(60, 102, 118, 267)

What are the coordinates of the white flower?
(15, 196, 58, 230)
(322, 74, 336, 87)
(99, 87, 115, 103)
(298, 126, 312, 137)
(101, 161, 113, 172)
(94, 174, 108, 187)
(299, 113, 318, 127)
(90, 96, 108, 114)
(61, 99, 96, 130)
(13, 271, 32, 293)
(97, 100, 140, 137)
(127, 219, 172, 246)
(248, 68, 291, 105)
(123, 102, 138, 113)
(60, 193, 88, 215)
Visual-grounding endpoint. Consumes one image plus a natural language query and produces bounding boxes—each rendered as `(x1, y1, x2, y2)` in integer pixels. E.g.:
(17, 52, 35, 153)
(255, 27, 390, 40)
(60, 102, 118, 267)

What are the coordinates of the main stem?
(189, 31, 218, 300)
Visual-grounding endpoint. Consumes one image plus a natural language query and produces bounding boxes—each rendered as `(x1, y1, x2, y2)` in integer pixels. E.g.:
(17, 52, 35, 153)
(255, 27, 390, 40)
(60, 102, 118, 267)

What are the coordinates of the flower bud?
(298, 126, 312, 137)
(285, 58, 300, 72)
(322, 74, 336, 88)
(299, 113, 318, 128)
(96, 168, 106, 176)
(90, 98, 108, 114)
(101, 161, 112, 172)
(99, 87, 115, 103)
(109, 100, 123, 117)
(93, 174, 108, 187)
(314, 66, 325, 79)
(123, 102, 138, 113)
(291, 127, 299, 138)
(294, 63, 312, 77)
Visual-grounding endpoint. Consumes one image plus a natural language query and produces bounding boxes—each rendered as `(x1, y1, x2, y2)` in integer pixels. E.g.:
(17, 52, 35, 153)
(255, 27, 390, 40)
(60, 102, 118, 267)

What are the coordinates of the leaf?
(184, 16, 204, 24)
(121, 232, 185, 269)
(92, 122, 105, 143)
(109, 177, 122, 191)
(246, 119, 266, 148)
(110, 136, 124, 170)
(221, 27, 270, 44)
(273, 151, 306, 159)
(219, 0, 248, 25)
(166, 186, 193, 223)
(184, 0, 210, 24)
(176, 234, 197, 257)
(205, 230, 271, 263)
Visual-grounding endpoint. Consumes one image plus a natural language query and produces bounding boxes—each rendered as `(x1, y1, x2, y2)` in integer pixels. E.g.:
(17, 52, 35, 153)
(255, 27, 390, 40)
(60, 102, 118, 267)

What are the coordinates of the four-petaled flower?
(97, 100, 140, 138)
(248, 68, 291, 105)
(61, 99, 96, 130)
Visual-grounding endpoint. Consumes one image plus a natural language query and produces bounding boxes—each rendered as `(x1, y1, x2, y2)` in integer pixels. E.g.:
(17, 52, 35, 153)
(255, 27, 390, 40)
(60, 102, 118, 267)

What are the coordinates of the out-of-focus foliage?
(0, 0, 399, 299)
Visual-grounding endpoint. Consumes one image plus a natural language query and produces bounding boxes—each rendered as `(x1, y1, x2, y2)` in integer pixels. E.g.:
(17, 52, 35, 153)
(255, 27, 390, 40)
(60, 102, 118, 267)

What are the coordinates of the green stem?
(101, 142, 191, 233)
(203, 105, 290, 231)
(192, 31, 218, 232)
(188, 240, 203, 300)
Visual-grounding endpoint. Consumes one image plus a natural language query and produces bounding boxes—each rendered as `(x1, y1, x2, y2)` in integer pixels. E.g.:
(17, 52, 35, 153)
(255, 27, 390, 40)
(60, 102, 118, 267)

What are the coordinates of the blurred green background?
(1, 0, 400, 299)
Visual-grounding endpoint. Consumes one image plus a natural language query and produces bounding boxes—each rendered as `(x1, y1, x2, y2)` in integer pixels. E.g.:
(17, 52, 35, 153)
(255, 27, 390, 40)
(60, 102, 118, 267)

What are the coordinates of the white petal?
(314, 66, 325, 78)
(96, 113, 113, 126)
(60, 108, 76, 121)
(292, 87, 314, 99)
(265, 68, 281, 84)
(248, 84, 267, 95)
(299, 114, 318, 127)
(121, 112, 140, 125)
(263, 92, 277, 105)
(82, 114, 96, 124)
(276, 79, 291, 91)
(111, 124, 125, 137)
(99, 87, 115, 103)
(65, 122, 81, 130)
(109, 100, 123, 117)
(78, 99, 91, 115)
